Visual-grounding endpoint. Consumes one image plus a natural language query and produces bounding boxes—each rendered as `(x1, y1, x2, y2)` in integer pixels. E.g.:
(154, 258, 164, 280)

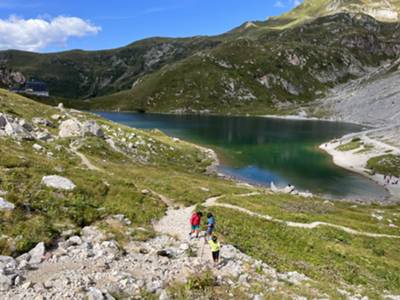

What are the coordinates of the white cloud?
(274, 1, 285, 8)
(292, 0, 302, 6)
(0, 15, 101, 51)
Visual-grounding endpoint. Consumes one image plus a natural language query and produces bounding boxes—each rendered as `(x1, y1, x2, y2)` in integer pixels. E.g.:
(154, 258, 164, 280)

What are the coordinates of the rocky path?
(70, 140, 102, 172)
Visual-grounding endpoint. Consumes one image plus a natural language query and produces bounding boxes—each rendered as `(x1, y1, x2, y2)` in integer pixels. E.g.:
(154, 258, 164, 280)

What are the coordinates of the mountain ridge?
(0, 0, 400, 118)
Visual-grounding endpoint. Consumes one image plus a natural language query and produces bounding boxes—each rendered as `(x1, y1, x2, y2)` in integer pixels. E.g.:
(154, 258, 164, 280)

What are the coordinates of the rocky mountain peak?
(302, 0, 400, 22)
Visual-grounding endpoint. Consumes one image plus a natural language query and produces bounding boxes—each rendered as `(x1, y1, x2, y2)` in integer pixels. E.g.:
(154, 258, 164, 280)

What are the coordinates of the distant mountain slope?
(267, 0, 400, 29)
(88, 13, 400, 114)
(0, 37, 220, 99)
(0, 0, 399, 117)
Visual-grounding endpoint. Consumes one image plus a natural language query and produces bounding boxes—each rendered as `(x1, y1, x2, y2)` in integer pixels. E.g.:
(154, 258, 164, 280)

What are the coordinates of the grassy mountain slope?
(0, 37, 220, 99)
(1, 0, 400, 116)
(0, 89, 248, 255)
(1, 90, 400, 297)
(88, 13, 400, 114)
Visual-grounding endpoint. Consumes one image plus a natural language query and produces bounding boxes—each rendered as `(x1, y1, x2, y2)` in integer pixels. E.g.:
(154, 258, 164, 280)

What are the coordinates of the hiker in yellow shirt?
(208, 235, 220, 267)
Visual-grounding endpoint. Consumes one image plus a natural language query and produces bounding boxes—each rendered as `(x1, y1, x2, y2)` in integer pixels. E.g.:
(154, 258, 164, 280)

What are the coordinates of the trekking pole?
(199, 232, 206, 260)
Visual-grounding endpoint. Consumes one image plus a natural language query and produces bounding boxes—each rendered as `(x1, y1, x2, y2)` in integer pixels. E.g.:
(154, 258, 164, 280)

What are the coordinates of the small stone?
(0, 256, 16, 270)
(87, 287, 105, 300)
(66, 236, 82, 246)
(22, 281, 33, 289)
(36, 132, 52, 141)
(0, 197, 15, 211)
(141, 189, 150, 195)
(0, 274, 12, 291)
(159, 290, 170, 300)
(28, 242, 45, 265)
(179, 243, 189, 251)
(33, 143, 43, 151)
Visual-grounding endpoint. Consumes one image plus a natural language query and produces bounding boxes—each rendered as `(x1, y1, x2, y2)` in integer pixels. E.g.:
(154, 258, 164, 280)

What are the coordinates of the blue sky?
(0, 0, 302, 52)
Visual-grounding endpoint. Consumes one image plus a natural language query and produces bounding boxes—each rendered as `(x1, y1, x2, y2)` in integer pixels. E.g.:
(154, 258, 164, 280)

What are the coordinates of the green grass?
(210, 206, 400, 297)
(336, 138, 363, 152)
(220, 193, 400, 235)
(0, 89, 254, 255)
(367, 154, 400, 177)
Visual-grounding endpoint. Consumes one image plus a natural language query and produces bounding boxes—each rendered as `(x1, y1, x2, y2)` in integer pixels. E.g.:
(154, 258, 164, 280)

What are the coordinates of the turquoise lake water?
(97, 112, 389, 201)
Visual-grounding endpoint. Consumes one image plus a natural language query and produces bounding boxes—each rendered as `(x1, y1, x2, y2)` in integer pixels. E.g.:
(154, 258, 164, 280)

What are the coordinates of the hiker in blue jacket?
(205, 212, 215, 239)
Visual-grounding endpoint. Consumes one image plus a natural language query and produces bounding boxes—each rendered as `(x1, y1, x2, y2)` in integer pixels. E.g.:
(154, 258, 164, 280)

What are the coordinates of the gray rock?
(86, 287, 115, 300)
(0, 274, 12, 291)
(0, 114, 7, 128)
(66, 236, 82, 247)
(0, 190, 6, 196)
(4, 121, 33, 140)
(159, 290, 170, 300)
(19, 119, 33, 132)
(0, 197, 15, 210)
(81, 226, 106, 243)
(82, 121, 104, 138)
(0, 256, 17, 270)
(41, 175, 76, 191)
(36, 132, 52, 141)
(278, 271, 309, 285)
(32, 143, 43, 151)
(58, 119, 82, 138)
(146, 279, 163, 293)
(28, 242, 45, 265)
(32, 117, 53, 127)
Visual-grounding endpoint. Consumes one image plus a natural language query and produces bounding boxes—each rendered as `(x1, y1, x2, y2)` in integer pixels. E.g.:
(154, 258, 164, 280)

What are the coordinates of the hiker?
(206, 212, 215, 238)
(189, 211, 202, 239)
(208, 235, 220, 267)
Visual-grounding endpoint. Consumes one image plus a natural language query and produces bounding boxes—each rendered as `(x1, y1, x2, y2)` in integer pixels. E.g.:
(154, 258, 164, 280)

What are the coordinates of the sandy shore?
(320, 131, 400, 202)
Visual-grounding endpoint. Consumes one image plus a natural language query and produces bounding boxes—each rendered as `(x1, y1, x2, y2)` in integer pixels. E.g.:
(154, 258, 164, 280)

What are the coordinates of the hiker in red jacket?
(189, 211, 203, 239)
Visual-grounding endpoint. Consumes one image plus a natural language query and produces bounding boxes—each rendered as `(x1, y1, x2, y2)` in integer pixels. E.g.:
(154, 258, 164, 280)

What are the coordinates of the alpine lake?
(97, 112, 389, 202)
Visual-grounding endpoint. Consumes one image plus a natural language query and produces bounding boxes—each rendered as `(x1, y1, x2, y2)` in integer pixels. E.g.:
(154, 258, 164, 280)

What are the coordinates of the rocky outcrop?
(59, 119, 104, 138)
(0, 66, 25, 88)
(0, 113, 34, 141)
(82, 121, 104, 138)
(41, 175, 76, 191)
(58, 119, 82, 138)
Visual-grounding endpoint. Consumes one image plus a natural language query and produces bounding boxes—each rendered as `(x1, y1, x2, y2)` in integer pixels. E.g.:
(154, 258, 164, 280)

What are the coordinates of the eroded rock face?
(41, 175, 76, 191)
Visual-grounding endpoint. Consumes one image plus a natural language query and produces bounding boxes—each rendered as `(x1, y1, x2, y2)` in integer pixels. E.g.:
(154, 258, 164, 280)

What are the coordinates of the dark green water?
(97, 112, 389, 201)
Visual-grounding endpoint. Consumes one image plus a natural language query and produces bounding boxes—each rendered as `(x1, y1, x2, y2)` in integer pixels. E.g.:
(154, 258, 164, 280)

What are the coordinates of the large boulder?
(41, 175, 76, 191)
(82, 121, 104, 138)
(28, 242, 45, 265)
(0, 197, 15, 211)
(59, 119, 82, 138)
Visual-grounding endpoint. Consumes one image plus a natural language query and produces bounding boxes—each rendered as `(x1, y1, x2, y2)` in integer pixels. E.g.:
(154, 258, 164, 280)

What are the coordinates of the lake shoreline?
(320, 133, 400, 203)
(97, 111, 390, 202)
